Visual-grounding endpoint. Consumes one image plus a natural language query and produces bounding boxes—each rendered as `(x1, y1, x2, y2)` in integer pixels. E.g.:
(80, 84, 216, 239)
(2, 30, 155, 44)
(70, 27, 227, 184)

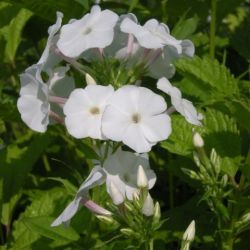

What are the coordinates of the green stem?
(149, 239, 154, 250)
(210, 0, 217, 59)
(169, 173, 174, 209)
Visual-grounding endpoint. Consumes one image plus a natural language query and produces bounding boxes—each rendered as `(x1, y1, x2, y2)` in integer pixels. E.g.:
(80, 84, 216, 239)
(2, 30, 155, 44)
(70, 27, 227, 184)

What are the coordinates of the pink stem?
(49, 110, 64, 124)
(126, 34, 134, 55)
(166, 106, 176, 115)
(81, 198, 111, 216)
(49, 96, 67, 104)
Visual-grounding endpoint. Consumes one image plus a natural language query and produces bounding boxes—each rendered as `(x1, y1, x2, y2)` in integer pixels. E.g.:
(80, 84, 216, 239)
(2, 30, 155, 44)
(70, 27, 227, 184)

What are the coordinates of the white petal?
(76, 166, 106, 198)
(102, 106, 130, 141)
(51, 198, 81, 227)
(141, 114, 172, 143)
(122, 124, 153, 153)
(181, 39, 195, 57)
(181, 99, 202, 125)
(38, 12, 63, 65)
(137, 87, 167, 115)
(17, 96, 49, 132)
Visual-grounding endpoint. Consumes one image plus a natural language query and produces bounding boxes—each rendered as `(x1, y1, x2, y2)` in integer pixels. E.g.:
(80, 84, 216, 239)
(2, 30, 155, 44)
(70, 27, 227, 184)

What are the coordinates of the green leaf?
(2, 0, 88, 22)
(48, 177, 77, 195)
(22, 216, 80, 242)
(0, 134, 51, 202)
(161, 114, 201, 156)
(176, 56, 239, 103)
(10, 188, 74, 249)
(0, 8, 32, 62)
(203, 109, 241, 176)
(172, 15, 199, 39)
(74, 0, 89, 9)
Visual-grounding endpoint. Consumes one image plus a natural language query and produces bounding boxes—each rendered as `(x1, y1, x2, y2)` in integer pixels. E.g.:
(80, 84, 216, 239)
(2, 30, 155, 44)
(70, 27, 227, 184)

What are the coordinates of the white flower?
(109, 181, 125, 205)
(102, 147, 156, 201)
(57, 5, 118, 58)
(102, 85, 171, 153)
(51, 166, 109, 227)
(157, 77, 202, 125)
(37, 12, 63, 70)
(120, 17, 182, 51)
(63, 84, 114, 139)
(17, 65, 49, 132)
(17, 65, 74, 132)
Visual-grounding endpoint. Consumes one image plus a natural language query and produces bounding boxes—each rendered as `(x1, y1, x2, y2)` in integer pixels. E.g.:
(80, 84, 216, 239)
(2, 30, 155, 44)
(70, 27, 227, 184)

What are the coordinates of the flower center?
(89, 106, 100, 115)
(83, 27, 92, 35)
(131, 113, 141, 123)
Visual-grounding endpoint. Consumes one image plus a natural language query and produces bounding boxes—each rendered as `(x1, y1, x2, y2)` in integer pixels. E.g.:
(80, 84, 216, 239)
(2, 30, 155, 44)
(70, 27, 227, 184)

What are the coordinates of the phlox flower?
(157, 77, 202, 125)
(102, 147, 156, 201)
(17, 65, 74, 132)
(102, 85, 171, 153)
(120, 17, 182, 51)
(57, 5, 119, 58)
(63, 84, 114, 139)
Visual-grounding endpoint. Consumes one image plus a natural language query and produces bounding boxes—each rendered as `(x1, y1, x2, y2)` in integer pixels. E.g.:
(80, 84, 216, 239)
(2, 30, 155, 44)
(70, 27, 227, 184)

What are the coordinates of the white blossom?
(57, 5, 118, 58)
(102, 85, 172, 153)
(102, 147, 156, 201)
(17, 65, 74, 132)
(137, 165, 148, 188)
(157, 77, 202, 125)
(63, 84, 114, 139)
(120, 17, 182, 51)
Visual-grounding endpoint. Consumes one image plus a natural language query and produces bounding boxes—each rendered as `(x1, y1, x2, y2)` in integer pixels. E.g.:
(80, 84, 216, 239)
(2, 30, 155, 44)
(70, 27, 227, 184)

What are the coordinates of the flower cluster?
(17, 4, 202, 226)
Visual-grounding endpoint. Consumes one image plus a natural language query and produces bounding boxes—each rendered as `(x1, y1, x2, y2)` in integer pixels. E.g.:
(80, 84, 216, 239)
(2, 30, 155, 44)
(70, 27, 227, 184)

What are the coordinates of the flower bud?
(96, 215, 116, 225)
(142, 193, 154, 216)
(85, 73, 96, 85)
(183, 220, 195, 241)
(193, 132, 204, 148)
(153, 201, 161, 224)
(137, 165, 148, 188)
(120, 228, 135, 237)
(109, 181, 124, 205)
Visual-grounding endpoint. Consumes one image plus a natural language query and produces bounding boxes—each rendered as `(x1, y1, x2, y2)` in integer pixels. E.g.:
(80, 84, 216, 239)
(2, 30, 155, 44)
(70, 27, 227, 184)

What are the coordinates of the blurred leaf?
(22, 216, 80, 242)
(0, 100, 21, 122)
(74, 0, 89, 9)
(10, 188, 73, 249)
(172, 15, 199, 39)
(2, 0, 87, 22)
(0, 134, 50, 202)
(48, 177, 77, 195)
(0, 8, 32, 63)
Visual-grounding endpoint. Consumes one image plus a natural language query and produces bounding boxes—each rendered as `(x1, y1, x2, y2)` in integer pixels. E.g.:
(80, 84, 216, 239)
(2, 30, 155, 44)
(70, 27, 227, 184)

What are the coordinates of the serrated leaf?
(0, 8, 32, 62)
(161, 115, 200, 156)
(203, 108, 241, 176)
(22, 216, 80, 242)
(176, 56, 239, 103)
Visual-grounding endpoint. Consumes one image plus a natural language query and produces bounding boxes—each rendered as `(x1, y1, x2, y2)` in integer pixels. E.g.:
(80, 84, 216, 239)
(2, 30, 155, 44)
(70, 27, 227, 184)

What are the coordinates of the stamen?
(89, 106, 100, 115)
(132, 113, 141, 123)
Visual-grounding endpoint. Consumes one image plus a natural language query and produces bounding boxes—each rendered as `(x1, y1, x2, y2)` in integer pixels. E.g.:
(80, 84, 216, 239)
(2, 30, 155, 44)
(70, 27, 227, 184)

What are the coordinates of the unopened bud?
(153, 201, 161, 223)
(193, 132, 204, 148)
(96, 215, 116, 225)
(137, 165, 148, 188)
(85, 73, 96, 85)
(120, 228, 134, 237)
(109, 181, 124, 205)
(183, 220, 195, 241)
(142, 193, 154, 216)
